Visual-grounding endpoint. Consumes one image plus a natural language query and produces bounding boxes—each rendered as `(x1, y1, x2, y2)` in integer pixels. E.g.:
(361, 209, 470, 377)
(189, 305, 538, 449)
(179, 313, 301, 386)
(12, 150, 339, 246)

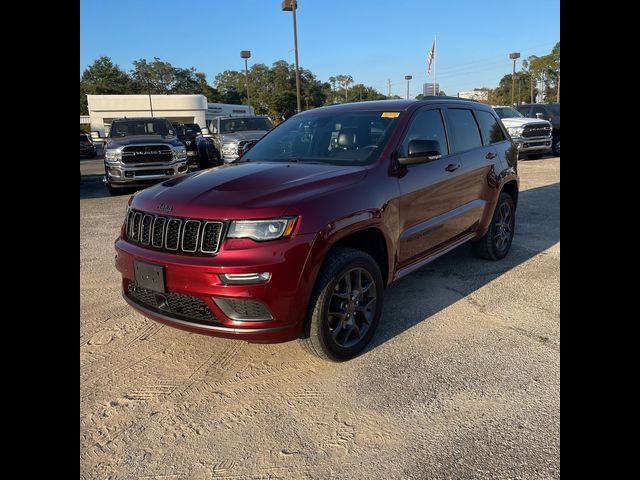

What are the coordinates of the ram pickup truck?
(493, 106, 553, 159)
(195, 115, 273, 167)
(173, 123, 202, 166)
(103, 117, 189, 195)
(516, 103, 560, 156)
(115, 98, 519, 360)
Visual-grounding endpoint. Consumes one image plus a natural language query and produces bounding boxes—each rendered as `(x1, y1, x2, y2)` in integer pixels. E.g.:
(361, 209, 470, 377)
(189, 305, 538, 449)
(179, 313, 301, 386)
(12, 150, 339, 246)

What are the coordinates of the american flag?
(427, 39, 435, 76)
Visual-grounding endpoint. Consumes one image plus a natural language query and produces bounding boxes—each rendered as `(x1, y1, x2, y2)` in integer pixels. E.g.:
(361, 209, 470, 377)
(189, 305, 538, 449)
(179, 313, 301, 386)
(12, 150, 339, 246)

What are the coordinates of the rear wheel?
(472, 192, 516, 260)
(300, 248, 384, 361)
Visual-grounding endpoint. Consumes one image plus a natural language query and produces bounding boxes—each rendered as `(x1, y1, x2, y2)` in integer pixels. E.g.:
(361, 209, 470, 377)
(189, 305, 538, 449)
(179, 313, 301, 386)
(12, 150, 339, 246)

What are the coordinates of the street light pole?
(404, 75, 412, 100)
(146, 77, 154, 117)
(282, 0, 302, 113)
(509, 52, 520, 106)
(240, 50, 251, 107)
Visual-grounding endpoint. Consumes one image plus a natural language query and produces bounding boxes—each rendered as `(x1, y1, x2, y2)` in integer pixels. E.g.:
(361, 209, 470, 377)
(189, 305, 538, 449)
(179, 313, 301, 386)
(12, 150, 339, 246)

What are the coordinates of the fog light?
(219, 272, 271, 285)
(108, 168, 121, 177)
(164, 169, 173, 175)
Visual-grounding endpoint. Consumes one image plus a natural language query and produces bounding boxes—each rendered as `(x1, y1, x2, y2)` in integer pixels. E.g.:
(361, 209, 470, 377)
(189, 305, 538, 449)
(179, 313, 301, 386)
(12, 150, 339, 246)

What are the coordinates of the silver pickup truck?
(103, 117, 189, 195)
(195, 115, 274, 167)
(493, 106, 553, 159)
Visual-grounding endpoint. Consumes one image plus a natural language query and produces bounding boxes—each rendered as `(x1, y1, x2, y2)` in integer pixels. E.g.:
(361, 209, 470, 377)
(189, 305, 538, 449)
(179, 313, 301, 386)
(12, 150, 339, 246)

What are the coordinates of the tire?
(472, 192, 516, 260)
(300, 247, 384, 361)
(527, 153, 543, 160)
(552, 138, 560, 156)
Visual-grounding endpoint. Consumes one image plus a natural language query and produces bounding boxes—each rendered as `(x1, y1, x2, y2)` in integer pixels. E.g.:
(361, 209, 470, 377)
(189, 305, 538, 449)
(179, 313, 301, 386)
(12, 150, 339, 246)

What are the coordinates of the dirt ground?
(80, 157, 560, 479)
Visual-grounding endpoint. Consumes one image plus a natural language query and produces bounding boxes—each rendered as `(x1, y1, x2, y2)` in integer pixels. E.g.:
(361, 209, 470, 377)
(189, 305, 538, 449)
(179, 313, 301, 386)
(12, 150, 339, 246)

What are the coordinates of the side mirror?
(398, 140, 442, 165)
(535, 113, 544, 119)
(201, 128, 210, 135)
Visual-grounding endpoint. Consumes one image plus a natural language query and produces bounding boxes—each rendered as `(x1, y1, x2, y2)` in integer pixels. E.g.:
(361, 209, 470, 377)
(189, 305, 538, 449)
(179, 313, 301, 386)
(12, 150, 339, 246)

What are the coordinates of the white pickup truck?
(492, 106, 553, 159)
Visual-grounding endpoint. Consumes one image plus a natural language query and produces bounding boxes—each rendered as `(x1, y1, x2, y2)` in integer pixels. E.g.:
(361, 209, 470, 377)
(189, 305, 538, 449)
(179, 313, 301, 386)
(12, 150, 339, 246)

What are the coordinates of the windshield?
(110, 119, 175, 138)
(493, 107, 522, 119)
(219, 117, 273, 134)
(175, 123, 202, 136)
(547, 104, 560, 116)
(240, 110, 401, 166)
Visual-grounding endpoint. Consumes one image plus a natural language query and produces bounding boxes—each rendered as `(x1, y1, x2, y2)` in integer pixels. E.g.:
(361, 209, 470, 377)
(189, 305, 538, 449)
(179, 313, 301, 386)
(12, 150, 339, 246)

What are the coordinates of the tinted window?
(547, 104, 560, 116)
(532, 106, 547, 118)
(399, 109, 448, 157)
(241, 111, 400, 166)
(447, 108, 483, 152)
(493, 107, 522, 119)
(476, 110, 507, 144)
(110, 119, 175, 138)
(220, 117, 273, 133)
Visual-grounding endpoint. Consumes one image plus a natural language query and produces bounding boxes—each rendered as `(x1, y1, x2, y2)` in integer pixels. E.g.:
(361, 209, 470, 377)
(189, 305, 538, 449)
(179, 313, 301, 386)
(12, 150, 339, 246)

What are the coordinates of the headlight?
(227, 217, 298, 241)
(172, 145, 187, 160)
(105, 148, 122, 162)
(221, 143, 238, 155)
(507, 126, 524, 137)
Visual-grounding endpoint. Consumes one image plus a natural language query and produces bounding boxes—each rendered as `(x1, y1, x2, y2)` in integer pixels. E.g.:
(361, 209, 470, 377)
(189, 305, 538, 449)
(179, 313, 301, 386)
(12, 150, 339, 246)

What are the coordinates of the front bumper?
(511, 135, 553, 154)
(104, 160, 189, 186)
(114, 233, 316, 343)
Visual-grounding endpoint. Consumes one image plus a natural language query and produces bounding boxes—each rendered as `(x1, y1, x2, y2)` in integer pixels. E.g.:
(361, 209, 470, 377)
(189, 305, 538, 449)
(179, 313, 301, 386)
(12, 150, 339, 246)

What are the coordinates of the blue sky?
(80, 0, 559, 98)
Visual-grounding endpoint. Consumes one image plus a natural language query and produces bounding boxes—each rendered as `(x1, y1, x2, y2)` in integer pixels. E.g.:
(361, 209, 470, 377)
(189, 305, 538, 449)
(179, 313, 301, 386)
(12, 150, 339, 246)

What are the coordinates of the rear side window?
(399, 109, 449, 157)
(447, 108, 483, 153)
(475, 110, 506, 144)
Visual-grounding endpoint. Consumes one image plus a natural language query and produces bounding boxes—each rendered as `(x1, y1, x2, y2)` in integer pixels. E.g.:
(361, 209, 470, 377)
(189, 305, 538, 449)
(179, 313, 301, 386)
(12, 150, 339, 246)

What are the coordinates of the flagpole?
(433, 35, 437, 96)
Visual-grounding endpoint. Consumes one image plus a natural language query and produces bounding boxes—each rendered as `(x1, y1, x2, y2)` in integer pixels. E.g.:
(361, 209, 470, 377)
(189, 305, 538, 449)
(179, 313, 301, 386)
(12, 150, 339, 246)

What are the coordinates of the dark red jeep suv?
(115, 98, 518, 360)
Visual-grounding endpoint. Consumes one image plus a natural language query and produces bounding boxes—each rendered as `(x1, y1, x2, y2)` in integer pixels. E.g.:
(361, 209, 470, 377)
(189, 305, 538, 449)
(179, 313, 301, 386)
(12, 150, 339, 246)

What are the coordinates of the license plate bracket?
(134, 260, 166, 293)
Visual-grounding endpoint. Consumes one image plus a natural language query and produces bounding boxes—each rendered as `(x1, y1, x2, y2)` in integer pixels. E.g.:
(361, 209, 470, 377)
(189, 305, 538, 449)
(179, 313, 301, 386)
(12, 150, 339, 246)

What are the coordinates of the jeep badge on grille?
(157, 203, 173, 213)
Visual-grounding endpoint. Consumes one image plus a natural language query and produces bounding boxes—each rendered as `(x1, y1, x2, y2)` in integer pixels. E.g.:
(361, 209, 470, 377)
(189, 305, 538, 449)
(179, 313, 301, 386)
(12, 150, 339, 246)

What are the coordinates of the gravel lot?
(80, 157, 560, 479)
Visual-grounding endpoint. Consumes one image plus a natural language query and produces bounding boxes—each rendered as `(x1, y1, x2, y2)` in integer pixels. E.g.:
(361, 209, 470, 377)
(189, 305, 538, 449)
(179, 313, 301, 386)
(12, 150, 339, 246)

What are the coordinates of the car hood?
(500, 117, 552, 128)
(219, 130, 268, 143)
(130, 161, 367, 219)
(106, 135, 182, 148)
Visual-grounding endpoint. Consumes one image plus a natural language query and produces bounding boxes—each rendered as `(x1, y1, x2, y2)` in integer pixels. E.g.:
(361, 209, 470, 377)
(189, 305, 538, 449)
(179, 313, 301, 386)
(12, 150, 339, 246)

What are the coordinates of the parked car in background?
(173, 123, 202, 167)
(115, 98, 519, 360)
(103, 117, 189, 195)
(516, 103, 560, 156)
(493, 106, 552, 159)
(80, 134, 97, 158)
(195, 115, 273, 167)
(90, 131, 106, 153)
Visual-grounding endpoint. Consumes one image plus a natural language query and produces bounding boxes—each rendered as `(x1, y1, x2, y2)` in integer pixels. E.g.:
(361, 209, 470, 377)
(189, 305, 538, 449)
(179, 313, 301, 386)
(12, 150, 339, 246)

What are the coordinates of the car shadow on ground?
(366, 182, 560, 352)
(80, 165, 201, 200)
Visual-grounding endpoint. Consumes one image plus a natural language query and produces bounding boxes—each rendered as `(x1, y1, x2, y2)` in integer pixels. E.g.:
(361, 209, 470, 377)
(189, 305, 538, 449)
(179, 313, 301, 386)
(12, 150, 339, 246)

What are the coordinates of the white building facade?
(85, 95, 255, 136)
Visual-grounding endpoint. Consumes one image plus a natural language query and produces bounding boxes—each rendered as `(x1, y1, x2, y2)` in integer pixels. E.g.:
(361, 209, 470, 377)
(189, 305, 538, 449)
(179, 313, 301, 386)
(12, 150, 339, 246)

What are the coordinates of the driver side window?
(399, 109, 449, 158)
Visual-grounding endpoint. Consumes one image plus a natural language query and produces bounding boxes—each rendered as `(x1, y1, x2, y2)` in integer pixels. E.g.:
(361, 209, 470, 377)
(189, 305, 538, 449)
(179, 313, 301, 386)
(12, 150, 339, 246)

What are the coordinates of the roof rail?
(420, 96, 479, 102)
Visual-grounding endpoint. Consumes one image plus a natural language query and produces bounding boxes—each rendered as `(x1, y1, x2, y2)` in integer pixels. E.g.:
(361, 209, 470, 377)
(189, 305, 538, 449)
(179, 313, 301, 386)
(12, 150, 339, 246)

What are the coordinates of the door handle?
(445, 163, 460, 172)
(485, 152, 496, 160)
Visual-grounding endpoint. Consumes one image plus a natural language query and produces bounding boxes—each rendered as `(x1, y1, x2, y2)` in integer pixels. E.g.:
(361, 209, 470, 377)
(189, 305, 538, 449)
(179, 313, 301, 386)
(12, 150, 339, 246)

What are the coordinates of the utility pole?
(387, 79, 391, 97)
(281, 0, 302, 112)
(240, 50, 251, 107)
(557, 74, 560, 102)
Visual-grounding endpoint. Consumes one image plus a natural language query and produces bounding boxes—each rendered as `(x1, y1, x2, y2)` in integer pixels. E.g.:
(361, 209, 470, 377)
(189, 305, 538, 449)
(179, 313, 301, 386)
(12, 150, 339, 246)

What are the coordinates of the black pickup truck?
(173, 123, 202, 166)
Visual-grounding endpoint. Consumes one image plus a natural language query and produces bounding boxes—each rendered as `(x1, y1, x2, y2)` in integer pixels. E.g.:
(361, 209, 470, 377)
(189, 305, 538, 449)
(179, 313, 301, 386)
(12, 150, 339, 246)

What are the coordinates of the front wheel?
(300, 248, 384, 361)
(472, 192, 516, 260)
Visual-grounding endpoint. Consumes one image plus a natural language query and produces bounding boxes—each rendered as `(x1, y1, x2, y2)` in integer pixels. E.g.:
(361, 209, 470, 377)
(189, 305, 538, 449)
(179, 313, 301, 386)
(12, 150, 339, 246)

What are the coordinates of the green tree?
(80, 56, 134, 113)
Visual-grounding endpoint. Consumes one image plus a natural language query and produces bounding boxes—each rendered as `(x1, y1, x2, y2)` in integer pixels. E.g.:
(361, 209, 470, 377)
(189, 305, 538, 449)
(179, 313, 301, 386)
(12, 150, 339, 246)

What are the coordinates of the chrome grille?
(152, 217, 166, 248)
(201, 222, 223, 253)
(141, 214, 153, 245)
(125, 208, 224, 255)
(121, 145, 173, 164)
(522, 123, 552, 138)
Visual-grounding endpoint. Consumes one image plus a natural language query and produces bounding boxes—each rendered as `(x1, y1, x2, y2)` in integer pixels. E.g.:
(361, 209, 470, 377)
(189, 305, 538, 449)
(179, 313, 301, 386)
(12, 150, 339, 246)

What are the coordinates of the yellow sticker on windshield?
(381, 112, 400, 118)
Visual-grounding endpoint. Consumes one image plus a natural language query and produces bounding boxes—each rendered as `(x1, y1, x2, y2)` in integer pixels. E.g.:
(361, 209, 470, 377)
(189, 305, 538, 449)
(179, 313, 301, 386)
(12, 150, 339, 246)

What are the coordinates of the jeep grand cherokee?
(115, 98, 519, 360)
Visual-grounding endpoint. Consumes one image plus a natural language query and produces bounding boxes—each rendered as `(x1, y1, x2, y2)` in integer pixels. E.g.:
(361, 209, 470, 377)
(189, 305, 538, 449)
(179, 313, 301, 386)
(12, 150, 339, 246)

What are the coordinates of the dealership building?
(84, 95, 254, 136)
